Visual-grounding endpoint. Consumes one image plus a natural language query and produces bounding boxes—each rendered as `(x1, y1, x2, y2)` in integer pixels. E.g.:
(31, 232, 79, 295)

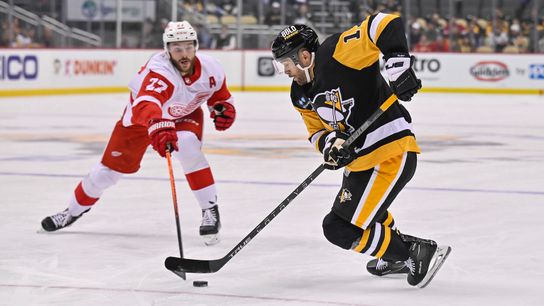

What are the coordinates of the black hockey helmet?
(271, 24, 319, 63)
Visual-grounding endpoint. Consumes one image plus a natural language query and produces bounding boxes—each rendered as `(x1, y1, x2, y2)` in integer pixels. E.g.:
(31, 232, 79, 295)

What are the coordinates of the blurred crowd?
(173, 0, 544, 52)
(1, 17, 49, 48)
(1, 0, 543, 53)
(393, 1, 544, 53)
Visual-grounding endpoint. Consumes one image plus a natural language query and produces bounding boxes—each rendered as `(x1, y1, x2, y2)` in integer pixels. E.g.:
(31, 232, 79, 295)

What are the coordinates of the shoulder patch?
(294, 96, 312, 109)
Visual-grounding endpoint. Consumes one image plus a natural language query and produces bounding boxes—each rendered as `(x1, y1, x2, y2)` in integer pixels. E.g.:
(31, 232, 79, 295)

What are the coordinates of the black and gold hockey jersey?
(291, 13, 420, 171)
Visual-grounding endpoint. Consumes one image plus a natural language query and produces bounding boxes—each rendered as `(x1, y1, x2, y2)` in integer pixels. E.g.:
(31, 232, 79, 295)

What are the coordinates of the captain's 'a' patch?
(311, 87, 355, 131)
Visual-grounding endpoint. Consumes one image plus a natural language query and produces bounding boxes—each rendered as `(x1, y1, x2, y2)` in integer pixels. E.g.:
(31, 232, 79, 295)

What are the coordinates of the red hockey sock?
(186, 168, 215, 190)
(74, 182, 99, 206)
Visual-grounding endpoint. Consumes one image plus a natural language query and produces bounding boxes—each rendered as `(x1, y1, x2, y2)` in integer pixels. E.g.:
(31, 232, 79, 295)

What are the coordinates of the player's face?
(168, 41, 196, 75)
(275, 49, 312, 85)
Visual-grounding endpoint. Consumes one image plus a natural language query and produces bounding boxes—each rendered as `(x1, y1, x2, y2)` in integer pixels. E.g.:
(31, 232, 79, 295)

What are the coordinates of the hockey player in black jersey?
(271, 14, 450, 288)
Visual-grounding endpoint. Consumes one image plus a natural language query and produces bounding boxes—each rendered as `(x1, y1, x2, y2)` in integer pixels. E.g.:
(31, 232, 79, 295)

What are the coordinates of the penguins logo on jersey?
(339, 188, 352, 203)
(312, 88, 354, 130)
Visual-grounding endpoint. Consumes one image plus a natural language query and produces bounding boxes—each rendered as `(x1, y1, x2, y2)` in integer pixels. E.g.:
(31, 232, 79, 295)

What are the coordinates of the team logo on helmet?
(280, 25, 299, 40)
(271, 24, 319, 61)
(163, 20, 199, 52)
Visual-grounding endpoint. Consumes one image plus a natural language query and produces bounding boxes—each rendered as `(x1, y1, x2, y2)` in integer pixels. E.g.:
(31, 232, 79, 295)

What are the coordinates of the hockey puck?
(193, 280, 208, 287)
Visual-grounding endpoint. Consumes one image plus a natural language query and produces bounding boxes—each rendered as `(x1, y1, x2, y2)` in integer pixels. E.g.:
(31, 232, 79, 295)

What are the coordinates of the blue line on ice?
(1, 171, 543, 196)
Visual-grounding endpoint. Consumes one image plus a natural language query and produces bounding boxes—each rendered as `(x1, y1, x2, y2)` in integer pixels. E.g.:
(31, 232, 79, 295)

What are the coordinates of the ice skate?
(200, 205, 221, 246)
(405, 239, 451, 288)
(366, 258, 409, 276)
(41, 208, 89, 232)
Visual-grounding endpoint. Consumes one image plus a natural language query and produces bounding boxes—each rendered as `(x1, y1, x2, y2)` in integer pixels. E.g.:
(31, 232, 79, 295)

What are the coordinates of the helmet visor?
(273, 57, 297, 74)
(272, 48, 300, 75)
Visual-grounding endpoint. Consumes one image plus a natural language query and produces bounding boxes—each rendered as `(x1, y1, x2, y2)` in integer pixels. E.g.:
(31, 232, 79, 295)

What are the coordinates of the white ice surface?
(1, 92, 543, 306)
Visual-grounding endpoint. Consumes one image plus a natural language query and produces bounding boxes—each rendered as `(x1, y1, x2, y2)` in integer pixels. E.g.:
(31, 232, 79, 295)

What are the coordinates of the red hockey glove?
(210, 101, 236, 131)
(148, 118, 178, 157)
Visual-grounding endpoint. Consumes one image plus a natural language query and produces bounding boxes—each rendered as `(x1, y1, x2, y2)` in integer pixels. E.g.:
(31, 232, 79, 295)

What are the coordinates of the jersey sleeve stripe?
(369, 13, 387, 43)
(133, 95, 161, 108)
(310, 129, 326, 150)
(371, 13, 400, 44)
(207, 77, 233, 107)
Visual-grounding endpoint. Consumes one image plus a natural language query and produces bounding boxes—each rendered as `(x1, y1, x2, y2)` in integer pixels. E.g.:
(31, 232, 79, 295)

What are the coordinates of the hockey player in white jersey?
(41, 21, 235, 246)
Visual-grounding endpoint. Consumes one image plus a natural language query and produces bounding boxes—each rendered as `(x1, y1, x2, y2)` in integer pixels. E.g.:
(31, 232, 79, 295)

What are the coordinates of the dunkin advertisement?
(0, 49, 132, 91)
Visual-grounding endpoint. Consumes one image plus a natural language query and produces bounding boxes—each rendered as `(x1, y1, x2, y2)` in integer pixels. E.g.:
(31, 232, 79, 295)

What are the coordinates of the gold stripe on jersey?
(353, 226, 372, 252)
(333, 21, 380, 70)
(346, 136, 420, 171)
(296, 106, 350, 151)
(351, 153, 405, 228)
(374, 226, 392, 258)
(295, 107, 325, 136)
(383, 211, 394, 228)
(371, 14, 400, 44)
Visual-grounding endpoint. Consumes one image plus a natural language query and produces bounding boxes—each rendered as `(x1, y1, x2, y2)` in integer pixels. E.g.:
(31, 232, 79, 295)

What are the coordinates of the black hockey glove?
(384, 53, 422, 102)
(322, 131, 355, 170)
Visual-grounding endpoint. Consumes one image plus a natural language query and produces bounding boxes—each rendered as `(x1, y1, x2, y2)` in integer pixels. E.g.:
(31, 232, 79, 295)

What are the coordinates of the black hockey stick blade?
(165, 256, 221, 274)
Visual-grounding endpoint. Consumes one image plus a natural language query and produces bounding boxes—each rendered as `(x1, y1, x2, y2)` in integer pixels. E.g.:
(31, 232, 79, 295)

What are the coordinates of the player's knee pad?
(173, 131, 209, 172)
(322, 211, 363, 250)
(83, 163, 123, 197)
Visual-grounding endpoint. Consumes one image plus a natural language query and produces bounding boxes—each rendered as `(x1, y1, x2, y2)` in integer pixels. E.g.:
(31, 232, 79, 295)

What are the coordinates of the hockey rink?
(1, 91, 543, 306)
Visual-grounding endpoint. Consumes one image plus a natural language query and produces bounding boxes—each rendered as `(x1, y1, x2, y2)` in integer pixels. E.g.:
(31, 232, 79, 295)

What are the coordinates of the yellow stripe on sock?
(374, 227, 391, 258)
(353, 229, 371, 253)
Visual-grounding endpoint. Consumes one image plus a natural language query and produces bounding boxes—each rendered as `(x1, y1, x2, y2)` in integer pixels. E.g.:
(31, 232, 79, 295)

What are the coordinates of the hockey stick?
(165, 145, 186, 280)
(165, 94, 398, 274)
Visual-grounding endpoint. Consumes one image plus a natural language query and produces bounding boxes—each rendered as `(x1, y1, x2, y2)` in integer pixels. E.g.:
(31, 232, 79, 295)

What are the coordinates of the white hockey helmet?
(162, 21, 199, 52)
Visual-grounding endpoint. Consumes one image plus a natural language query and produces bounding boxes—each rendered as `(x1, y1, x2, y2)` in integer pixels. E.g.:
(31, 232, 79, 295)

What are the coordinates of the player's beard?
(293, 71, 308, 85)
(174, 57, 194, 76)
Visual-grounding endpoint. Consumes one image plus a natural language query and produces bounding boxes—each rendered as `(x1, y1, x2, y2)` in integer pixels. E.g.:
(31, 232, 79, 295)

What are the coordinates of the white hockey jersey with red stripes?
(122, 51, 233, 127)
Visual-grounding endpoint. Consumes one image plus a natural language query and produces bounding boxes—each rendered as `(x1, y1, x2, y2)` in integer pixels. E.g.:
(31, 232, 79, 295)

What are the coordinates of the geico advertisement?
(0, 54, 39, 81)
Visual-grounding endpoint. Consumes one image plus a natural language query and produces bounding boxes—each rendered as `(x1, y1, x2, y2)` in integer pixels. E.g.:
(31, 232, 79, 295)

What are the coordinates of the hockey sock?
(186, 167, 217, 210)
(375, 210, 397, 231)
(352, 223, 408, 261)
(68, 163, 122, 216)
(379, 229, 410, 262)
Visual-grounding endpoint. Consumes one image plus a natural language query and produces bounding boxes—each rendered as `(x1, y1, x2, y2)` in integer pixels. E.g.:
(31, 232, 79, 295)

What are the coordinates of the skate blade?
(202, 234, 220, 246)
(418, 245, 452, 288)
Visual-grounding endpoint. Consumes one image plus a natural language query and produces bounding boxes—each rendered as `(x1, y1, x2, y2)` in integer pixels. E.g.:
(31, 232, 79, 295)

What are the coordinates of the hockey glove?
(148, 118, 179, 157)
(322, 131, 354, 170)
(210, 101, 236, 131)
(384, 53, 422, 102)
